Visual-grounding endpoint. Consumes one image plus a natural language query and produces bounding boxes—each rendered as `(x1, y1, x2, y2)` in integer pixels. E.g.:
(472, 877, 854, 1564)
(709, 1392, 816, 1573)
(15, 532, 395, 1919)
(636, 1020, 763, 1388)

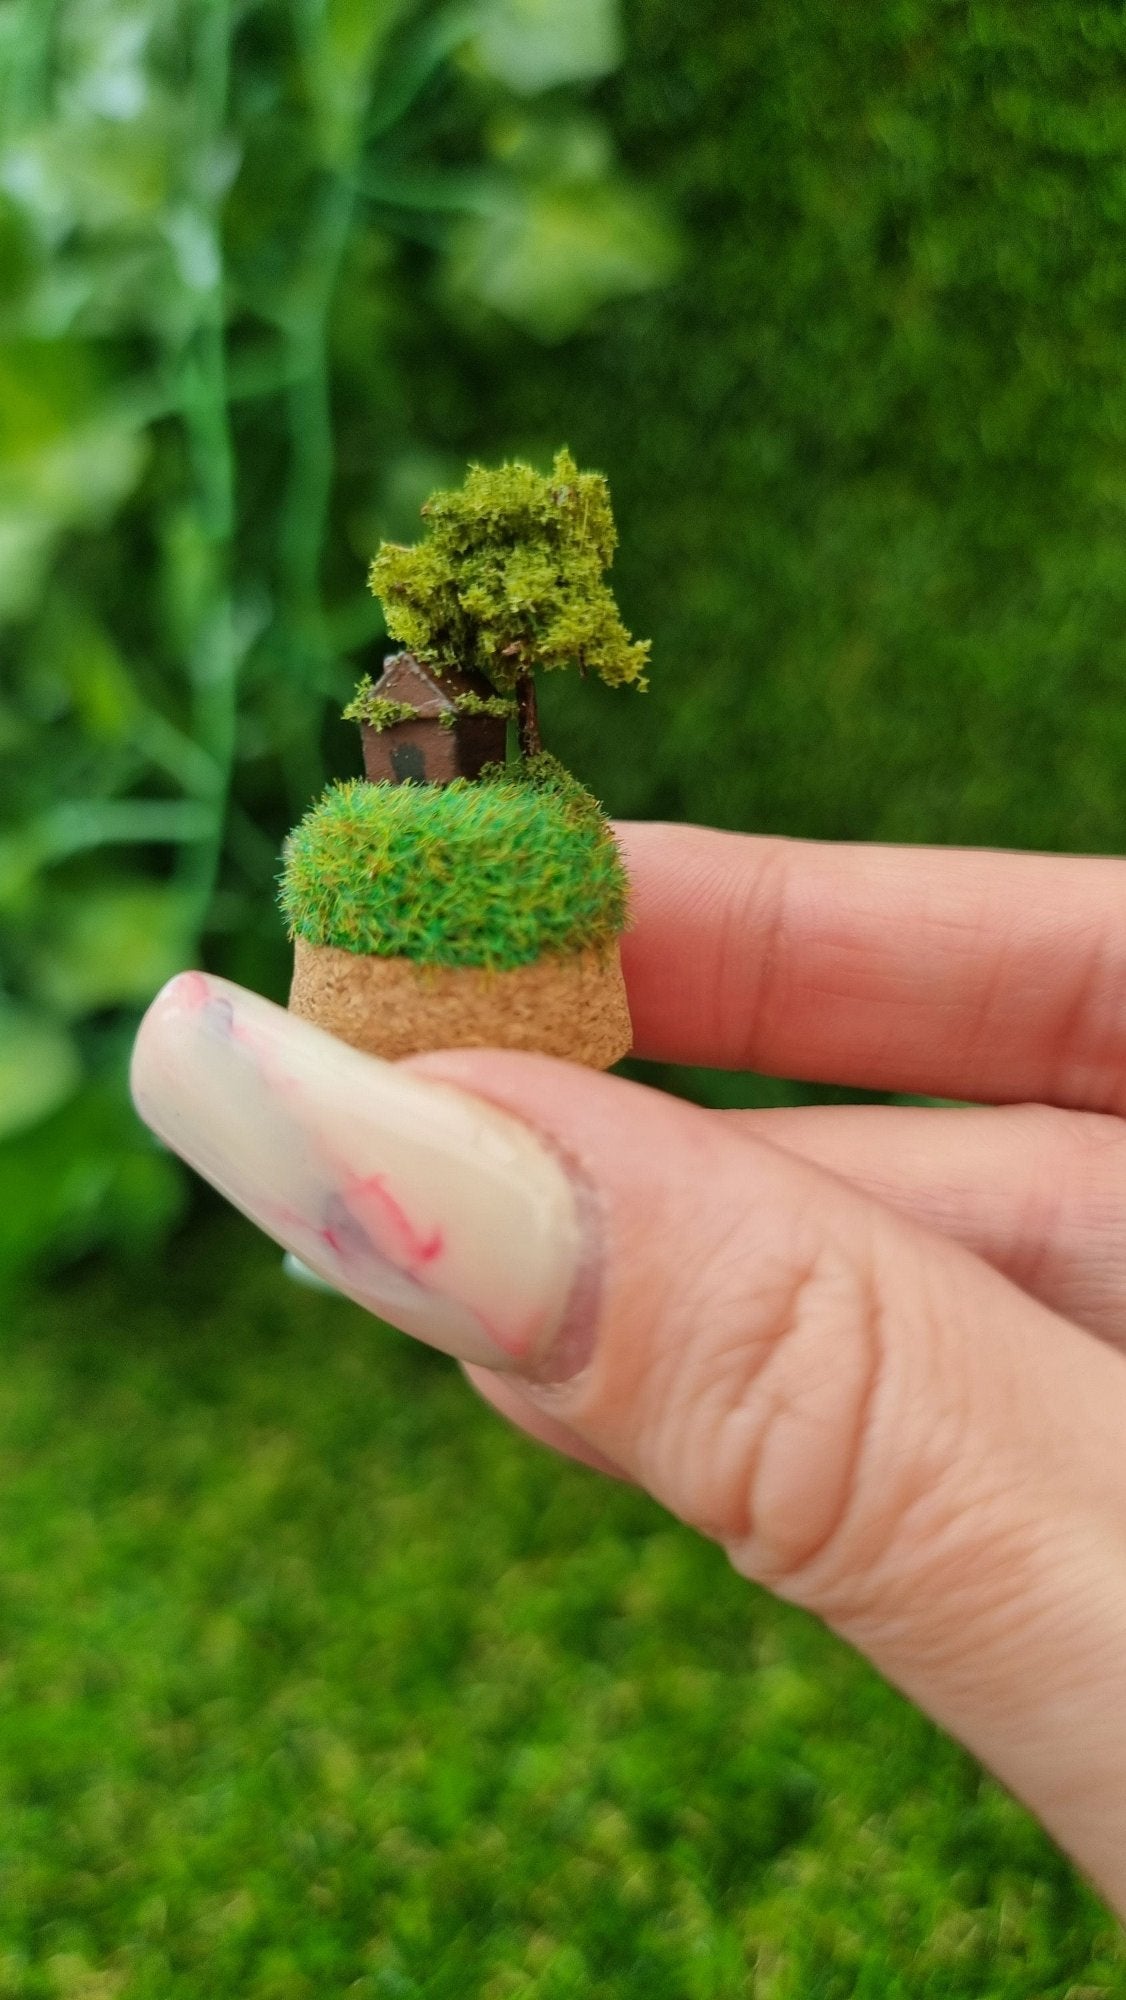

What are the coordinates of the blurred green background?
(3, 0, 1126, 1990)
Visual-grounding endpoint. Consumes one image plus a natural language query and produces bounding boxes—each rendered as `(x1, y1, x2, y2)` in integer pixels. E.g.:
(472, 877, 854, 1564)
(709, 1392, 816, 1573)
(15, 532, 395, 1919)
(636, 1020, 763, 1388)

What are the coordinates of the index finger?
(616, 822, 1126, 1112)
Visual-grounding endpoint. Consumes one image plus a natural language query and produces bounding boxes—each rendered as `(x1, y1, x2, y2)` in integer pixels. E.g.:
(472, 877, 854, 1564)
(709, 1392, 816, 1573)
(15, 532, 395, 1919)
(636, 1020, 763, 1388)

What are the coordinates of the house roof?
(373, 651, 489, 719)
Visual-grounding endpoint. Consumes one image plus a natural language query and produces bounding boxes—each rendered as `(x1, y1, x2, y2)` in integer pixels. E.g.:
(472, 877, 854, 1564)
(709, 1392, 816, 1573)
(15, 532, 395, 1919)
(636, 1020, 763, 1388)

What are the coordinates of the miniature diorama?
(279, 450, 649, 1068)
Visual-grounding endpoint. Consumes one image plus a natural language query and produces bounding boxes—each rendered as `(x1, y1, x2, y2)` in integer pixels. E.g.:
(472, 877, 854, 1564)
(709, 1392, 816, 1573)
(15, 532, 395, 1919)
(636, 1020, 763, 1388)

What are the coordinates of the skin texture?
(132, 823, 1126, 1919)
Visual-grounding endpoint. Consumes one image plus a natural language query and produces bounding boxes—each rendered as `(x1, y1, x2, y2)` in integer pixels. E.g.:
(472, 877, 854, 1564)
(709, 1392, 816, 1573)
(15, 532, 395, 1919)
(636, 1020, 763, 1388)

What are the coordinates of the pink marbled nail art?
(131, 973, 592, 1374)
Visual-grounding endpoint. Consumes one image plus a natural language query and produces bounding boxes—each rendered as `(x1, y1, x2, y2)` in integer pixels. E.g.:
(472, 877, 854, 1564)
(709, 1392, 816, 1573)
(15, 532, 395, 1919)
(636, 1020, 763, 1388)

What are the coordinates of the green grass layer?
(279, 763, 627, 970)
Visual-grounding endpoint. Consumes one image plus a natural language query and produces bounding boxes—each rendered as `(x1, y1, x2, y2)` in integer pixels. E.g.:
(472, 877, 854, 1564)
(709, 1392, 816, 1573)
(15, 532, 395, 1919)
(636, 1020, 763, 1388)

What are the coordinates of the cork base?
(289, 937, 633, 1069)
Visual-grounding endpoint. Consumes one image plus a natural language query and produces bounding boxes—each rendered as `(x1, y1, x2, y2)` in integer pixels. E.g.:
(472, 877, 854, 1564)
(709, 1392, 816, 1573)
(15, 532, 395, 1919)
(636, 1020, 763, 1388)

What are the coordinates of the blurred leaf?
(27, 595, 140, 740)
(468, 0, 623, 94)
(1, 114, 177, 236)
(0, 190, 38, 316)
(0, 341, 146, 625)
(27, 884, 195, 1015)
(0, 1002, 82, 1139)
(55, 0, 154, 123)
(0, 510, 56, 620)
(445, 177, 678, 339)
(487, 105, 614, 180)
(16, 407, 143, 522)
(0, 1059, 186, 1272)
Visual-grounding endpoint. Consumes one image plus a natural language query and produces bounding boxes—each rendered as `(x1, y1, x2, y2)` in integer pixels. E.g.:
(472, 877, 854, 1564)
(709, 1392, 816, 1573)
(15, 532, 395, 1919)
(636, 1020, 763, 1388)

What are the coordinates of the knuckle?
(637, 1201, 894, 1597)
(1002, 1104, 1126, 1320)
(1055, 1107, 1126, 1330)
(1055, 1101, 1126, 1185)
(1042, 915, 1126, 1110)
(704, 837, 793, 1068)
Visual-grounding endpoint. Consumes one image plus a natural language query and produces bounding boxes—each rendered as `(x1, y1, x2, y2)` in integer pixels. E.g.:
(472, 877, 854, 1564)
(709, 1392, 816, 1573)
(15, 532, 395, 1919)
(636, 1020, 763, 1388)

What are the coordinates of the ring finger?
(729, 1100, 1126, 1348)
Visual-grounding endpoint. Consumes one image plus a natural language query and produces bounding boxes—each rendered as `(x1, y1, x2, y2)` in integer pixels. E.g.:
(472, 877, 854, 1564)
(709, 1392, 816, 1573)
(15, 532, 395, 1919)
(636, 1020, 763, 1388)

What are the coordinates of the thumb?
(135, 974, 1126, 1912)
(415, 1044, 1126, 1914)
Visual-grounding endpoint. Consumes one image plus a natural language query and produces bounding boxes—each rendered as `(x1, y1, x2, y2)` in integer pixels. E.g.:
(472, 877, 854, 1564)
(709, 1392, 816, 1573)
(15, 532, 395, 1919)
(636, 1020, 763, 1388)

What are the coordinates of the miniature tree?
(282, 450, 645, 1068)
(369, 449, 649, 759)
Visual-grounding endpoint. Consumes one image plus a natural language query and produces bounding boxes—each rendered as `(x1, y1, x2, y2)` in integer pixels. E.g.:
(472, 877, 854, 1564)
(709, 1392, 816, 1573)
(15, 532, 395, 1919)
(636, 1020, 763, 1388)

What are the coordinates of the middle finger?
(617, 823, 1126, 1112)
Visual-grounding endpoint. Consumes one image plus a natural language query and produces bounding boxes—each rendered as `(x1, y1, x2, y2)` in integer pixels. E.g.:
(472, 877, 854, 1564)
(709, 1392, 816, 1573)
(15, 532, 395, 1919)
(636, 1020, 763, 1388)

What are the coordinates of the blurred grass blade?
(33, 800, 216, 862)
(367, 0, 485, 139)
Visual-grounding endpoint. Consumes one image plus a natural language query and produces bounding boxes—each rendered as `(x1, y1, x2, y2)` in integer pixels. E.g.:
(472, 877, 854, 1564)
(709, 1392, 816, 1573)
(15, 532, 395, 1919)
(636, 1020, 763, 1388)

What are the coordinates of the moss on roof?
(340, 686, 419, 731)
(342, 674, 517, 731)
(279, 759, 628, 970)
(443, 689, 517, 722)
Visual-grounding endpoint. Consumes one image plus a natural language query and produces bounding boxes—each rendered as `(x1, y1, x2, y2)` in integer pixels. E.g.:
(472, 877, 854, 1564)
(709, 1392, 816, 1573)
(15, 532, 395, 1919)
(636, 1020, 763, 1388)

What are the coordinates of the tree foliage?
(369, 450, 651, 695)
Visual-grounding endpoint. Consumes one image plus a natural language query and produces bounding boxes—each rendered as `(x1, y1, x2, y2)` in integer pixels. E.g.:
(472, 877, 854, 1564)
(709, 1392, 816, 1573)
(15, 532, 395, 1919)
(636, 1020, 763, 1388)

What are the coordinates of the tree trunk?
(516, 673, 541, 760)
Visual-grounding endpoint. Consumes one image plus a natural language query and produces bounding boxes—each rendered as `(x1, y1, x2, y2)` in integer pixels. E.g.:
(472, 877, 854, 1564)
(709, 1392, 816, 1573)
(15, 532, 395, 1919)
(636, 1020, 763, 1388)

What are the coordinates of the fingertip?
(131, 969, 218, 1124)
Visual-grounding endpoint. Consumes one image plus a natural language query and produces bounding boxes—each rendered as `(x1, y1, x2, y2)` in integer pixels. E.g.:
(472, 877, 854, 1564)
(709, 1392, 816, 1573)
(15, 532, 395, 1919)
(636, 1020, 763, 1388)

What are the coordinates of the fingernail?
(131, 973, 595, 1376)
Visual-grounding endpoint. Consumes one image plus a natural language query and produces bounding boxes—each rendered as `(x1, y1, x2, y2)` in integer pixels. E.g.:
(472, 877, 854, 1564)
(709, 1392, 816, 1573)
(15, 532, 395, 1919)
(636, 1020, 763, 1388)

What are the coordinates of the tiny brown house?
(358, 652, 509, 786)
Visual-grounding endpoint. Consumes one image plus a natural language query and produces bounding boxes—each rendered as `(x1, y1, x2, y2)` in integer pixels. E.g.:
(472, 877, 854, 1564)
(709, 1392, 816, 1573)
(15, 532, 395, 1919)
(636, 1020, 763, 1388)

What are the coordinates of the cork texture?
(289, 937, 633, 1069)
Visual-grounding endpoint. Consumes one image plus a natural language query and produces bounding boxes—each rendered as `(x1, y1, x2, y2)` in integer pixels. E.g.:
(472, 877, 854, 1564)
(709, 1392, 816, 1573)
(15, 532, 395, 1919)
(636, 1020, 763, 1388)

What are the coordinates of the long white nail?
(131, 974, 593, 1374)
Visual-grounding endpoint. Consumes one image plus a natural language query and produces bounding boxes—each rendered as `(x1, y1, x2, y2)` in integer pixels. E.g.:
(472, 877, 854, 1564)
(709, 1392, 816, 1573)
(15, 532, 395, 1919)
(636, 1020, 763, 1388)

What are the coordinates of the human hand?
(132, 824, 1126, 1915)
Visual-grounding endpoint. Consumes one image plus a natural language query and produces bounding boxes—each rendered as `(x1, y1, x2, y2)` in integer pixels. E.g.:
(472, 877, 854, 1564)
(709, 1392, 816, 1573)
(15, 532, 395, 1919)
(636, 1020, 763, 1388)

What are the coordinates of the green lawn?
(2, 1216, 1121, 1995)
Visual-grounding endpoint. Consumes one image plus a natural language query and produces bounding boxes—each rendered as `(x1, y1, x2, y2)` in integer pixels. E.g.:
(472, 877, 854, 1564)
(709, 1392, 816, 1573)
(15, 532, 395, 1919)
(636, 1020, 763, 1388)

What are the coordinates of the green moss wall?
(412, 1, 1126, 852)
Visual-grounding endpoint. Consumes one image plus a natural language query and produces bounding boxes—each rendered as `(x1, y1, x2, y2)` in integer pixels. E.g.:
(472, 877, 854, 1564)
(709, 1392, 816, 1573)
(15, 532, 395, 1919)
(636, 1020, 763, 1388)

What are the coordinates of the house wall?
(361, 714, 506, 786)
